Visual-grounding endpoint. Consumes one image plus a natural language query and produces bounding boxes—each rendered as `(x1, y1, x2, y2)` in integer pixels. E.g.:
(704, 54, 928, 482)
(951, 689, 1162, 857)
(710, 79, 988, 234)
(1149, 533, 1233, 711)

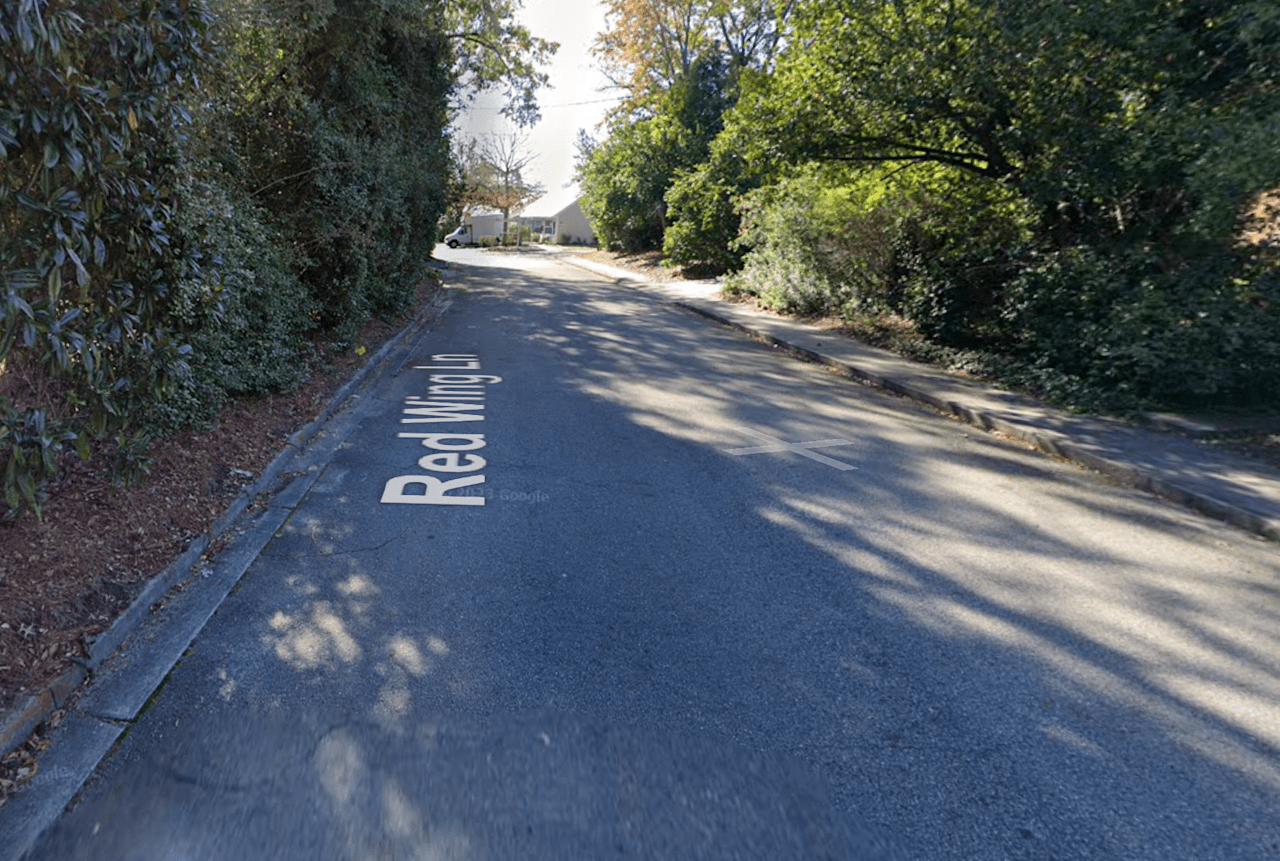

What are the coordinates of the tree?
(592, 0, 795, 112)
(750, 0, 1280, 245)
(444, 0, 558, 125)
(0, 0, 215, 517)
(571, 129, 599, 185)
(662, 145, 755, 275)
(470, 131, 544, 239)
(593, 0, 715, 106)
(581, 54, 731, 252)
(659, 53, 755, 273)
(0, 0, 559, 519)
(713, 0, 795, 72)
(723, 0, 1280, 404)
(584, 1, 795, 265)
(445, 135, 483, 228)
(580, 117, 683, 251)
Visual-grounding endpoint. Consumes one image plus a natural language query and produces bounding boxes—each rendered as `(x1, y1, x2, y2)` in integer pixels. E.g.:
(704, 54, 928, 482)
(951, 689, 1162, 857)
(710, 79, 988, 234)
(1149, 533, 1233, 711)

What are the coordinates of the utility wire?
(467, 96, 625, 110)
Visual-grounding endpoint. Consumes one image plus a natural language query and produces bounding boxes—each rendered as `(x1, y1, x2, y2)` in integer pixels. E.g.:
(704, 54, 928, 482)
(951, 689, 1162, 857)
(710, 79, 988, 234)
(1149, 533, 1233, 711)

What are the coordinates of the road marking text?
(381, 354, 499, 505)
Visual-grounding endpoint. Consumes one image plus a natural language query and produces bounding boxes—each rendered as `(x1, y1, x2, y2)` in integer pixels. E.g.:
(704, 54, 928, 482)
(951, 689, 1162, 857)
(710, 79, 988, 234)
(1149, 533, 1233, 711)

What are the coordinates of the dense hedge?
(1, 1, 213, 514)
(593, 0, 1280, 412)
(0, 0, 458, 520)
(727, 162, 1280, 410)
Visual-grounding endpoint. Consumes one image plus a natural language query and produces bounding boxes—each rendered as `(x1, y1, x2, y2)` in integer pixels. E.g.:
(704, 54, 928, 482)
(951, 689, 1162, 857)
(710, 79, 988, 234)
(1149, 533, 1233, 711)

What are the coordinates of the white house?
(517, 186, 596, 245)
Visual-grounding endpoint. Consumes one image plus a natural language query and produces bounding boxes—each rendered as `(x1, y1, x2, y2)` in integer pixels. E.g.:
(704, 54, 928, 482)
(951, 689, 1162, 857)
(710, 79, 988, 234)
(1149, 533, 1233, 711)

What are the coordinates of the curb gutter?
(0, 286, 451, 776)
(559, 252, 1280, 543)
(676, 302, 1280, 543)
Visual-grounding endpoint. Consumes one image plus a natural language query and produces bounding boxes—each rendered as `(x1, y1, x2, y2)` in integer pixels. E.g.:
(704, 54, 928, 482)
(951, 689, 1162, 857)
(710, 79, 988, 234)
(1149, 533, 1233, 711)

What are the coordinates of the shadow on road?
(28, 257, 1280, 860)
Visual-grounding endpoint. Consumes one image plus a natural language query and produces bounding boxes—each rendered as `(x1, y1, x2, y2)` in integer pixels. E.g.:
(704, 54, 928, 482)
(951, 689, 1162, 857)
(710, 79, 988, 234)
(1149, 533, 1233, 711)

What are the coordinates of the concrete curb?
(557, 253, 1280, 543)
(560, 254, 654, 284)
(673, 301, 1280, 542)
(0, 287, 451, 763)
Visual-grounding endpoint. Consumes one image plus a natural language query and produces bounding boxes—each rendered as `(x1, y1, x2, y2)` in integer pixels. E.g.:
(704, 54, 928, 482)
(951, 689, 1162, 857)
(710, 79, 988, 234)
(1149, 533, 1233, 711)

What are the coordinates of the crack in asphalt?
(262, 533, 407, 560)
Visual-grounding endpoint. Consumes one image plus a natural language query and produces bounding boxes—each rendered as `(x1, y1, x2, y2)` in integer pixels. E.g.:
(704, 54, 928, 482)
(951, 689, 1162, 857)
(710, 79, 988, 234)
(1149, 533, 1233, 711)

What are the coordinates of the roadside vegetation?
(0, 0, 553, 521)
(579, 0, 1280, 414)
(448, 130, 545, 242)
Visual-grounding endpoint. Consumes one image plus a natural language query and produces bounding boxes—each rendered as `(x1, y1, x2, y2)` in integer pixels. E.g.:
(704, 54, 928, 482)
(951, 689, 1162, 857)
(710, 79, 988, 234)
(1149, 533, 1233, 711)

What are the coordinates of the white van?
(444, 224, 473, 248)
(444, 213, 504, 247)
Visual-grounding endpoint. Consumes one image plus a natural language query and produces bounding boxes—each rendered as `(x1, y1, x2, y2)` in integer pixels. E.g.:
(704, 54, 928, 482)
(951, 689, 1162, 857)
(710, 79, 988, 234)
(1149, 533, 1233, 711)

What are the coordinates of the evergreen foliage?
(588, 0, 1280, 410)
(581, 54, 732, 253)
(1, 0, 214, 517)
(0, 0, 551, 520)
(581, 4, 791, 263)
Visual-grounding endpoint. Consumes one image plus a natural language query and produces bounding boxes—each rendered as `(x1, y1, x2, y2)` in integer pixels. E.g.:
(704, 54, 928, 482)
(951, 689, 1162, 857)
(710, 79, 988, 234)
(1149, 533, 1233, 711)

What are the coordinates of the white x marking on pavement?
(723, 428, 858, 471)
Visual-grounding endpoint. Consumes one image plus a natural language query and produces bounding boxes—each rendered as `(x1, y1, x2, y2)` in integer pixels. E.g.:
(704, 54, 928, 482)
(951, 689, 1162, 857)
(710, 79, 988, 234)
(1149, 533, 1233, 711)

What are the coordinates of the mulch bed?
(578, 248, 688, 281)
(0, 279, 437, 803)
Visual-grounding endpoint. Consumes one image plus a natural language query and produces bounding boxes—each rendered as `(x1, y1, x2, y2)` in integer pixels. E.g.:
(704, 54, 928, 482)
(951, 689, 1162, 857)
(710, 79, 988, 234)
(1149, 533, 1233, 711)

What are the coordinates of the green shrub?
(883, 170, 1035, 347)
(155, 172, 316, 431)
(214, 0, 450, 339)
(583, 56, 732, 254)
(663, 154, 751, 278)
(1002, 241, 1280, 405)
(580, 116, 680, 252)
(0, 0, 529, 521)
(727, 166, 920, 316)
(0, 0, 213, 519)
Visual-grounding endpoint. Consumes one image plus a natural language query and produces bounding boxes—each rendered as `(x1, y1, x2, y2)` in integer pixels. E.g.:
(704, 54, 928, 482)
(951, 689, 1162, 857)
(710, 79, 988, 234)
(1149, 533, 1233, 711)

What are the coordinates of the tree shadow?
(28, 257, 1280, 860)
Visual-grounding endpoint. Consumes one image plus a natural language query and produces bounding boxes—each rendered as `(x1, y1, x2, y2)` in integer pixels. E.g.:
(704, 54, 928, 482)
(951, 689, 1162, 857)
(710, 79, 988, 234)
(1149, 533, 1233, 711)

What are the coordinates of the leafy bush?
(580, 116, 685, 252)
(0, 0, 549, 521)
(0, 0, 213, 518)
(0, 0, 461, 520)
(890, 176, 1033, 347)
(1002, 241, 1280, 405)
(156, 172, 316, 431)
(714, 0, 1280, 409)
(582, 55, 733, 254)
(727, 166, 930, 316)
(663, 155, 750, 278)
(731, 160, 1280, 407)
(212, 0, 451, 338)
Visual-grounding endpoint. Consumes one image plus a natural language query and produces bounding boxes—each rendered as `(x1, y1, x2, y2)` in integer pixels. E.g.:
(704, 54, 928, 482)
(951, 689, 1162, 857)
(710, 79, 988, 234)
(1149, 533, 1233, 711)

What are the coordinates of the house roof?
(519, 185, 583, 219)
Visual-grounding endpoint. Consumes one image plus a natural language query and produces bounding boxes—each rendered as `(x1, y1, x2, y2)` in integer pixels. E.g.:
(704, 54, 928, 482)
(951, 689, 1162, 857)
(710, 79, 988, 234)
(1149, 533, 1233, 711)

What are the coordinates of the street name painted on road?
(724, 427, 857, 471)
(380, 354, 499, 506)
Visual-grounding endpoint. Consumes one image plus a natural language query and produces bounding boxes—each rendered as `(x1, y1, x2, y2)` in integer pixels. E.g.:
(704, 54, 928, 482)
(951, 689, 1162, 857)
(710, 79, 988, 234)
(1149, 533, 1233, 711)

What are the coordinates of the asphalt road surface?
(26, 248, 1280, 859)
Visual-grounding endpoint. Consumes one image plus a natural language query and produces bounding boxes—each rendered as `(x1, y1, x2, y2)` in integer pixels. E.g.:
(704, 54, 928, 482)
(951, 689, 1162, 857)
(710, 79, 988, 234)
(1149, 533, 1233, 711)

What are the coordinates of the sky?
(452, 0, 620, 197)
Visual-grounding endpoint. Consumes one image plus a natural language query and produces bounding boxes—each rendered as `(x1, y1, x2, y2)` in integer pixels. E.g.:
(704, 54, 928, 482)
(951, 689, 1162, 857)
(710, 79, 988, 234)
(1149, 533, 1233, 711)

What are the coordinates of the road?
(25, 247, 1280, 859)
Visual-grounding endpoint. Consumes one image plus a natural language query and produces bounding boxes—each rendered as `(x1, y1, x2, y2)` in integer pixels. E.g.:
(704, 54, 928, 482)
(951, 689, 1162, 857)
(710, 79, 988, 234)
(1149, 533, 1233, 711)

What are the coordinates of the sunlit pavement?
(9, 247, 1280, 860)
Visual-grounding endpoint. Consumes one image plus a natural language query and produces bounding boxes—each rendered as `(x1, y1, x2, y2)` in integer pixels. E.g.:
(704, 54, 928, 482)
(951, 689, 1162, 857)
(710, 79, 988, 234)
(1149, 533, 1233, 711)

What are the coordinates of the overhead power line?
(466, 96, 625, 111)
